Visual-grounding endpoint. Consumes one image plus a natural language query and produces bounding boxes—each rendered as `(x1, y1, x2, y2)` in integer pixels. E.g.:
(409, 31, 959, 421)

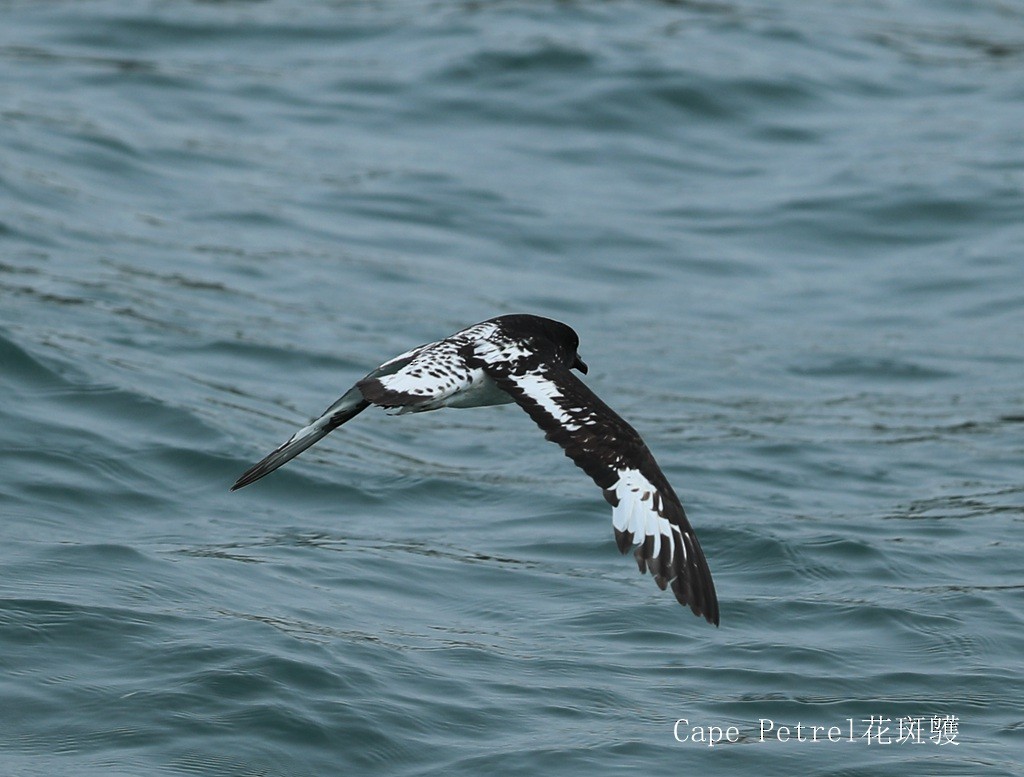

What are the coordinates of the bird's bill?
(573, 355, 589, 374)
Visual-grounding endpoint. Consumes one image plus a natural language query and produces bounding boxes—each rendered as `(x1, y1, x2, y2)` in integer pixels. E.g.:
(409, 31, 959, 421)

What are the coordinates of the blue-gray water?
(2, 1, 1022, 775)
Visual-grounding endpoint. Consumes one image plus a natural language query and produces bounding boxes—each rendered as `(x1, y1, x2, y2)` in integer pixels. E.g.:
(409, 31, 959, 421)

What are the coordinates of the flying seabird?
(231, 314, 719, 625)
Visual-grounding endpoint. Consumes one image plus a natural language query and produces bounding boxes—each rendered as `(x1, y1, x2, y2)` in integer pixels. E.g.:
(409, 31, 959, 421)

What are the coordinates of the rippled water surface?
(2, 1, 1023, 775)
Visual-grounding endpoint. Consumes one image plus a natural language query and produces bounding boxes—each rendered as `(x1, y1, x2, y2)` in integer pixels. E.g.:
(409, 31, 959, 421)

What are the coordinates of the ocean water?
(2, 1, 1022, 774)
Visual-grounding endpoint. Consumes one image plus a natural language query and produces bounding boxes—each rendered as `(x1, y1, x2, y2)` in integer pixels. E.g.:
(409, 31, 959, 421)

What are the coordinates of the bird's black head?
(546, 319, 589, 375)
(497, 314, 588, 375)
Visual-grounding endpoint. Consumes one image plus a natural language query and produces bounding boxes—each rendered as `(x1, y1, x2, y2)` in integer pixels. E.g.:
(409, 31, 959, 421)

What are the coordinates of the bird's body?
(232, 314, 719, 625)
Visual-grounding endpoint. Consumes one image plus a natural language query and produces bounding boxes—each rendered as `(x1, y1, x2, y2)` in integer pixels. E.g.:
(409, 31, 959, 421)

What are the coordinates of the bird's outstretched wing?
(357, 340, 475, 412)
(356, 322, 500, 413)
(466, 343, 719, 625)
(230, 344, 429, 491)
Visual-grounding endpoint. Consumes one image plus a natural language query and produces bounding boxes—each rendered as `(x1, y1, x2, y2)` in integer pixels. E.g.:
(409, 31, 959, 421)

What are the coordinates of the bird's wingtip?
(229, 468, 260, 491)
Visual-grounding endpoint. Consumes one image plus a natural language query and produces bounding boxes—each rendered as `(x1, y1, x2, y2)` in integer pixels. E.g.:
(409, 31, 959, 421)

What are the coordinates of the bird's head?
(536, 316, 588, 375)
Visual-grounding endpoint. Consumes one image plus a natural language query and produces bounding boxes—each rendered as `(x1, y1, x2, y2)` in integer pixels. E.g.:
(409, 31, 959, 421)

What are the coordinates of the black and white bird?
(231, 314, 719, 625)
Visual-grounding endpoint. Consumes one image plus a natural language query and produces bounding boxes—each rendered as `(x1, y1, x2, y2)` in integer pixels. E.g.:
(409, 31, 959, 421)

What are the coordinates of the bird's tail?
(230, 387, 369, 491)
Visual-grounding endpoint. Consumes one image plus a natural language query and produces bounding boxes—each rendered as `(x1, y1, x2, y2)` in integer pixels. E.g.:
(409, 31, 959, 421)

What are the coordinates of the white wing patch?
(359, 321, 502, 411)
(506, 371, 584, 432)
(472, 337, 532, 367)
(375, 347, 473, 406)
(608, 468, 686, 570)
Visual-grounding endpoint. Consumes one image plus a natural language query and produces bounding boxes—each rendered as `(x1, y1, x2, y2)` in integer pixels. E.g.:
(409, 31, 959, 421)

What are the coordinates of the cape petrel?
(231, 314, 718, 625)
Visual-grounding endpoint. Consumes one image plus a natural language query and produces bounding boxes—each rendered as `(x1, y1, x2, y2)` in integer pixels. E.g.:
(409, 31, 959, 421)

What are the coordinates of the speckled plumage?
(231, 314, 718, 625)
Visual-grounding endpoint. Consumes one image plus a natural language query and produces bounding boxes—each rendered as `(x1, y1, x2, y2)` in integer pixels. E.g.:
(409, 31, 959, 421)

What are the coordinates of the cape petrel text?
(231, 314, 719, 625)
